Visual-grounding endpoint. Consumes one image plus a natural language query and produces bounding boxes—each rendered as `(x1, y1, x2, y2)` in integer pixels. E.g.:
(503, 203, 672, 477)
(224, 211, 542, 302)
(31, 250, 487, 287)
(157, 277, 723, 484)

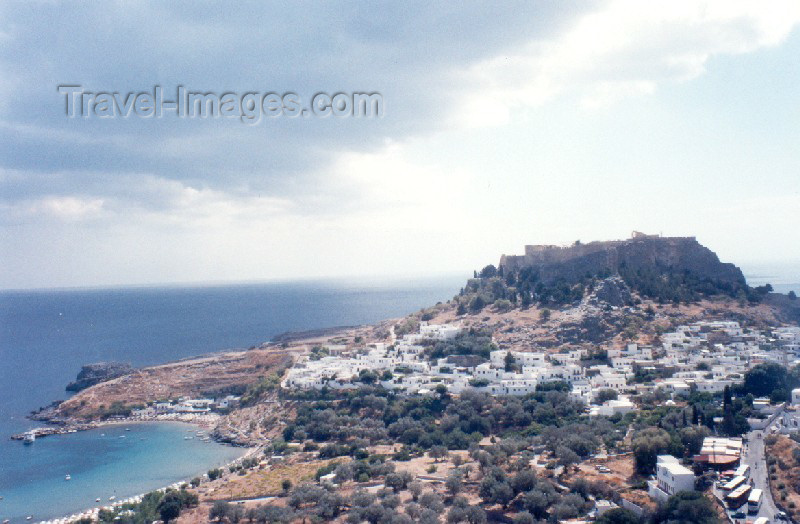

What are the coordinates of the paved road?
(740, 428, 780, 522)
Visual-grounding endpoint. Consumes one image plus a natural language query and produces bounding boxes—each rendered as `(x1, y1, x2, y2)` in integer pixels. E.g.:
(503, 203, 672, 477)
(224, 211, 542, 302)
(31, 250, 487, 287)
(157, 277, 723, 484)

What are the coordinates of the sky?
(1, 0, 799, 289)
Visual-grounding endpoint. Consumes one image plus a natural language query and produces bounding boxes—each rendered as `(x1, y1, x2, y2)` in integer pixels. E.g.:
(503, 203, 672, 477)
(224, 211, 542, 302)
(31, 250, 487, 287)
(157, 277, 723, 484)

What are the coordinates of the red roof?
(693, 454, 738, 465)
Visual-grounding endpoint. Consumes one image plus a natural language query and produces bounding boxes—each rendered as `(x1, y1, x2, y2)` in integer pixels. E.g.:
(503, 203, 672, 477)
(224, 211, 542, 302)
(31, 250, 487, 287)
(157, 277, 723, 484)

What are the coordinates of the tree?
(158, 499, 181, 523)
(157, 490, 195, 523)
(743, 362, 793, 398)
(540, 308, 551, 321)
(419, 491, 445, 513)
(790, 290, 797, 300)
(479, 265, 498, 278)
(653, 491, 720, 524)
(596, 507, 641, 524)
(680, 425, 710, 456)
(408, 481, 423, 501)
(520, 489, 551, 519)
(447, 506, 468, 524)
(721, 406, 734, 435)
(445, 470, 463, 496)
(469, 295, 486, 313)
(594, 389, 619, 404)
(479, 468, 513, 507)
(207, 468, 223, 480)
(504, 351, 516, 372)
(385, 472, 408, 492)
(556, 445, 580, 471)
(359, 369, 378, 384)
(210, 501, 232, 522)
(511, 470, 537, 494)
(494, 298, 513, 312)
(281, 478, 292, 492)
(632, 427, 672, 474)
(464, 506, 488, 524)
(430, 445, 449, 462)
(513, 512, 536, 524)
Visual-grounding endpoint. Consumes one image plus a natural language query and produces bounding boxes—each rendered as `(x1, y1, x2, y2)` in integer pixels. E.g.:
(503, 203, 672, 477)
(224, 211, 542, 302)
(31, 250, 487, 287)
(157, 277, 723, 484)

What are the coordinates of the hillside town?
(20, 234, 800, 524)
(270, 319, 800, 523)
(283, 321, 800, 408)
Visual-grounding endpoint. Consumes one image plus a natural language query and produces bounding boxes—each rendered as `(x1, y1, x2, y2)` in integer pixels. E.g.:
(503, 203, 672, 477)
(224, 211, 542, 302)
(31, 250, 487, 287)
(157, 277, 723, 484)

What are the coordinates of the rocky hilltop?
(65, 362, 133, 392)
(499, 232, 745, 288)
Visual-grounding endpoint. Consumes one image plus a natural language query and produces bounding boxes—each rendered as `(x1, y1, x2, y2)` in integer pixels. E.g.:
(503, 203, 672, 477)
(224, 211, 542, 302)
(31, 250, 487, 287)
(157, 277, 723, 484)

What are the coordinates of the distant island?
(24, 234, 800, 524)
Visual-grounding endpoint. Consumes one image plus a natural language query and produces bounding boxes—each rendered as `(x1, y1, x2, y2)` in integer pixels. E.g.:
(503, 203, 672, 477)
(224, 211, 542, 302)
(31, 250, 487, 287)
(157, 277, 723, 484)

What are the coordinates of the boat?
(96, 498, 101, 502)
(23, 431, 35, 445)
(65, 474, 71, 481)
(109, 496, 115, 501)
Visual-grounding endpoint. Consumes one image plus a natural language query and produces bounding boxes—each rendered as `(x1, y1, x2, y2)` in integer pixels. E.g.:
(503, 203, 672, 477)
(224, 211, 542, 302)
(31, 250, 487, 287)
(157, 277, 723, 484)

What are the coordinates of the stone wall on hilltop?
(499, 235, 745, 287)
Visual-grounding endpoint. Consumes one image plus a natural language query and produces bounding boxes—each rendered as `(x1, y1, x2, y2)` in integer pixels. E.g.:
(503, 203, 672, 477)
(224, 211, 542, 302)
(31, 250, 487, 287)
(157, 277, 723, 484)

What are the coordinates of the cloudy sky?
(1, 1, 799, 289)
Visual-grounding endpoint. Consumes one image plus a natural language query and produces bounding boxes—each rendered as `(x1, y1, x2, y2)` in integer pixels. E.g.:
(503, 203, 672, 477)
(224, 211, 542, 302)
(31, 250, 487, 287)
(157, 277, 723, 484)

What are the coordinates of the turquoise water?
(0, 422, 245, 523)
(0, 277, 464, 522)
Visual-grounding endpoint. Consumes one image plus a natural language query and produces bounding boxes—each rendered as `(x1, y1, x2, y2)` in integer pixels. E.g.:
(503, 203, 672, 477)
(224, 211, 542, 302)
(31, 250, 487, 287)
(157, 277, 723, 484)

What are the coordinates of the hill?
(459, 232, 769, 311)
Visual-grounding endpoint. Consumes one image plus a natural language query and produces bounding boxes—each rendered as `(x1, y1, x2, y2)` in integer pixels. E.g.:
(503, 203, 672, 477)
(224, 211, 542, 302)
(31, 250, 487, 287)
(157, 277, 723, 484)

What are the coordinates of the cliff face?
(499, 236, 745, 287)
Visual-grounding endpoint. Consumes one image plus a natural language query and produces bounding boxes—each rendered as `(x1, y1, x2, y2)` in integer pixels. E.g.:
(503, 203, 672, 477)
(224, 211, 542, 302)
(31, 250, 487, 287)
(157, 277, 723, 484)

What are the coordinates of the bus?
(747, 488, 763, 514)
(720, 470, 736, 482)
(726, 484, 752, 509)
(735, 464, 751, 479)
(722, 475, 747, 493)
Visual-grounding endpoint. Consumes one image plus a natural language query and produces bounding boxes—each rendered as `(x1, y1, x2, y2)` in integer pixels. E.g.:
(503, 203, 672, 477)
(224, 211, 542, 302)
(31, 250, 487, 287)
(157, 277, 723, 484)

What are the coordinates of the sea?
(0, 276, 464, 523)
(0, 268, 797, 522)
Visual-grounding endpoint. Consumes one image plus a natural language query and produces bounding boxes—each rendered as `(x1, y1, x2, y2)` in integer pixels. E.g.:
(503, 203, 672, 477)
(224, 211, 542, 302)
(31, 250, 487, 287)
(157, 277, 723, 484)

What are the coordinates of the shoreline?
(5, 416, 258, 522)
(36, 441, 261, 524)
(11, 413, 226, 444)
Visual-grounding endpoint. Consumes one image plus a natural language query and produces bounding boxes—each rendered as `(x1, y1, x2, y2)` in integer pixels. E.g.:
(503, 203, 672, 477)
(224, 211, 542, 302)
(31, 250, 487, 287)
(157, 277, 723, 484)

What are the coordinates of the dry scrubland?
(766, 435, 800, 519)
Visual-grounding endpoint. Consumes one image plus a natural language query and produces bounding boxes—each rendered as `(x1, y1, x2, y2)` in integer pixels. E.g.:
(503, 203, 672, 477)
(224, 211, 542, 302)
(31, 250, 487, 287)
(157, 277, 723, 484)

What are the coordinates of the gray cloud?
(0, 0, 588, 211)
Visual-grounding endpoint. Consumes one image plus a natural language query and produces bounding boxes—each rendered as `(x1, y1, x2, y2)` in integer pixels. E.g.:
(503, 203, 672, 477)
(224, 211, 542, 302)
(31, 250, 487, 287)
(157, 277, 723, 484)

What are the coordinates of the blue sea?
(0, 276, 463, 522)
(742, 262, 800, 296)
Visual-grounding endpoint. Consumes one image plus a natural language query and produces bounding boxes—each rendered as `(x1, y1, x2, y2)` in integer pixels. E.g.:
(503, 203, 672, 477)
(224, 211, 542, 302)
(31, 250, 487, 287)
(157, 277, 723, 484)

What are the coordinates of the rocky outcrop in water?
(66, 362, 133, 392)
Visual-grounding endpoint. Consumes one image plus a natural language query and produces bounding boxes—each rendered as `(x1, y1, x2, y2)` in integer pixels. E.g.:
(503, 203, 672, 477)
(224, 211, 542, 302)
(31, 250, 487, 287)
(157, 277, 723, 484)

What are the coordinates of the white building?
(589, 396, 635, 417)
(792, 388, 800, 405)
(648, 455, 695, 502)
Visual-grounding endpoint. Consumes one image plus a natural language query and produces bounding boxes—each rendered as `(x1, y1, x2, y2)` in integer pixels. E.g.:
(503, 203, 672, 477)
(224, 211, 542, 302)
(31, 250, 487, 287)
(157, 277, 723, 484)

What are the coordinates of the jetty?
(10, 424, 94, 441)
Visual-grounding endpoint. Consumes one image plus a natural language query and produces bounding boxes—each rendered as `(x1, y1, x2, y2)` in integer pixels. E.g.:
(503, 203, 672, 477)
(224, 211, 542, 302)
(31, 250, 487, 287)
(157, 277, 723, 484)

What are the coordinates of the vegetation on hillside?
(92, 488, 198, 523)
(455, 261, 770, 312)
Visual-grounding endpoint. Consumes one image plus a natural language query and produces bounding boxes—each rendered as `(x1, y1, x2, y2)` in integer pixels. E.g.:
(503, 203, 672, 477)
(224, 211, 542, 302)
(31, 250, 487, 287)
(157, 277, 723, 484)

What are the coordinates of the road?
(740, 428, 780, 522)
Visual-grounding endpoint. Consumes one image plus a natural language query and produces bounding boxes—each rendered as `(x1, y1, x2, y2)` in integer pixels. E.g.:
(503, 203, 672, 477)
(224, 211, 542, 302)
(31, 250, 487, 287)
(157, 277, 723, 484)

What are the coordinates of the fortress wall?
(499, 236, 745, 287)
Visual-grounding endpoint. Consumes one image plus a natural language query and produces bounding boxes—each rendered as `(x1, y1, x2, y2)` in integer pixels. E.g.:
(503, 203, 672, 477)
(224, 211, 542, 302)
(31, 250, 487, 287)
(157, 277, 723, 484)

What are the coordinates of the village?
(277, 319, 800, 522)
(282, 321, 800, 413)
